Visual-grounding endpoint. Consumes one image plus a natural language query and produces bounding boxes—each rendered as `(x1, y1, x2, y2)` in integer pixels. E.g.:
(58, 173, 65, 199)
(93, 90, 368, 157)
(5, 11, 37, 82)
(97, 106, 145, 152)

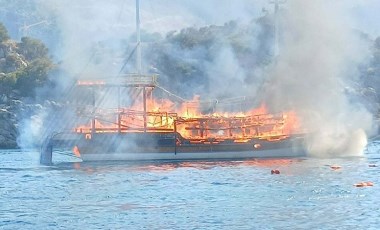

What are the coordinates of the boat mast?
(274, 0, 279, 57)
(136, 0, 142, 74)
(270, 0, 285, 57)
(136, 0, 147, 132)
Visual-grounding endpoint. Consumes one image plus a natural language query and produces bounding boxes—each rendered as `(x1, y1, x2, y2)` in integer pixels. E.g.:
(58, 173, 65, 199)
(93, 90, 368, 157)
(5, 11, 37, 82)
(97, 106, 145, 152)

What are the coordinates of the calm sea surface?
(1, 142, 380, 229)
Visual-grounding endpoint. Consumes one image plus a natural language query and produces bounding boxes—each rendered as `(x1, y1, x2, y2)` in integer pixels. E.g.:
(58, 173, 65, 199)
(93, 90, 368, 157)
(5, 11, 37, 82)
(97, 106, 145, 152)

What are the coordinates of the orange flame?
(73, 146, 81, 157)
(74, 96, 301, 141)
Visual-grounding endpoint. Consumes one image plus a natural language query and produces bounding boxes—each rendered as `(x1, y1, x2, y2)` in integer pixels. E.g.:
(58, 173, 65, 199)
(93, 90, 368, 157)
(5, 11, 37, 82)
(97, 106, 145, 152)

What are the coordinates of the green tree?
(0, 22, 9, 42)
(0, 22, 53, 98)
(4, 53, 27, 72)
(16, 58, 53, 97)
(0, 72, 17, 94)
(18, 36, 49, 61)
(375, 37, 380, 50)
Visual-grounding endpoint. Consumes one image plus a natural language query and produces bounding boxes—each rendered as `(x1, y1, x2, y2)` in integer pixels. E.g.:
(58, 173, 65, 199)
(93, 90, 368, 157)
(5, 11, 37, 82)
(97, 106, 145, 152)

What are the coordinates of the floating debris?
(330, 165, 342, 170)
(353, 182, 374, 187)
(271, 169, 280, 174)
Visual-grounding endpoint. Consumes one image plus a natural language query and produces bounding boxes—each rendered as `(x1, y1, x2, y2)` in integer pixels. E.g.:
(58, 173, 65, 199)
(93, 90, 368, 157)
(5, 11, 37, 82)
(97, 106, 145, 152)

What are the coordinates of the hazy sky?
(44, 0, 380, 39)
(121, 0, 379, 37)
(348, 0, 380, 37)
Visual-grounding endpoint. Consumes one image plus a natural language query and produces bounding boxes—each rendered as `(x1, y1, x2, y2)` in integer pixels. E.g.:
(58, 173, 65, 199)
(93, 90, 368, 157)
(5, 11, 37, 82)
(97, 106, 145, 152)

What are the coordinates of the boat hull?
(75, 132, 306, 161)
(80, 148, 304, 161)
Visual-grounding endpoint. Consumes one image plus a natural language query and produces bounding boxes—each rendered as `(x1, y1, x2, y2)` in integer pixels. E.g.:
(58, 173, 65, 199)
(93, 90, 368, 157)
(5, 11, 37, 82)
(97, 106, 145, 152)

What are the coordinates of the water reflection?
(55, 158, 304, 173)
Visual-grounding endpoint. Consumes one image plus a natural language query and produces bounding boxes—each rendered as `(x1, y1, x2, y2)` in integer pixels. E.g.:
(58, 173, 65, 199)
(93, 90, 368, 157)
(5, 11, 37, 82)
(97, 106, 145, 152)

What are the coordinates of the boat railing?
(76, 74, 158, 87)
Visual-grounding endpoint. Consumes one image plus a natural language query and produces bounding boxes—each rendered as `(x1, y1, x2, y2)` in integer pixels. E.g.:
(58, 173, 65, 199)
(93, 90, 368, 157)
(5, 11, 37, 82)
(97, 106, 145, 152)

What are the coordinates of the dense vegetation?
(0, 3, 379, 111)
(0, 22, 54, 97)
(362, 37, 380, 95)
(142, 16, 275, 99)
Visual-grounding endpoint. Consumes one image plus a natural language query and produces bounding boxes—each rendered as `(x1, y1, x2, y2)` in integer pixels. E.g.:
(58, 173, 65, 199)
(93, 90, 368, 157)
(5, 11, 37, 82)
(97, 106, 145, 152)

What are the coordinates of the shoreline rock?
(0, 96, 63, 149)
(0, 106, 18, 148)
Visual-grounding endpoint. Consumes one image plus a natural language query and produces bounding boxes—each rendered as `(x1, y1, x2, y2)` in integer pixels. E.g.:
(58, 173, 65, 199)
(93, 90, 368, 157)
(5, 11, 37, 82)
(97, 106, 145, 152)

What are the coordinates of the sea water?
(1, 142, 380, 229)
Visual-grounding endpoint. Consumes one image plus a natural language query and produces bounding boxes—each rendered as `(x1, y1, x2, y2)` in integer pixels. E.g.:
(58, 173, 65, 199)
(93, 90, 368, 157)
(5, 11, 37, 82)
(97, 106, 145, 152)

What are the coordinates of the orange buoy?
(330, 165, 341, 170)
(364, 182, 374, 186)
(271, 169, 280, 174)
(73, 146, 81, 157)
(354, 181, 374, 187)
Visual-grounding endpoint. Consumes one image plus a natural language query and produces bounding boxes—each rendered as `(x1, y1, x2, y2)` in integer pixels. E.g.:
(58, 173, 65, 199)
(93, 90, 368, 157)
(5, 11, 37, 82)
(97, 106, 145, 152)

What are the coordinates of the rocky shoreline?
(0, 94, 62, 149)
(0, 110, 17, 148)
(0, 95, 20, 148)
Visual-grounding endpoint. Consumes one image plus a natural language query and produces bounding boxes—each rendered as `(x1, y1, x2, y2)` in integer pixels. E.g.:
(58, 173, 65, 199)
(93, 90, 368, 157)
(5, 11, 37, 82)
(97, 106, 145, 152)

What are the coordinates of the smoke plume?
(261, 0, 374, 157)
(9, 0, 378, 158)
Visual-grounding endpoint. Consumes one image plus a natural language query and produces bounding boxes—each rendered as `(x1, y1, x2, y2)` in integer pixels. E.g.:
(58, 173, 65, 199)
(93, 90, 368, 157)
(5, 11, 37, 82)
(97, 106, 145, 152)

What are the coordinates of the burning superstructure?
(74, 72, 300, 140)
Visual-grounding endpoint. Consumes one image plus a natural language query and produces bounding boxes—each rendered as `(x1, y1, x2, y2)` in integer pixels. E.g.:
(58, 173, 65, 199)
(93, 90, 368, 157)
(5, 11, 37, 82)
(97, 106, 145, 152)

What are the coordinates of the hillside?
(0, 22, 54, 148)
(0, 5, 380, 148)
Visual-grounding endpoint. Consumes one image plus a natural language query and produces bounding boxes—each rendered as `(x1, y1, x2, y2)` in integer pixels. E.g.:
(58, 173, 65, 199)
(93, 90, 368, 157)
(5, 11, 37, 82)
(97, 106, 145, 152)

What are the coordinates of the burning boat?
(40, 73, 306, 164)
(40, 0, 306, 165)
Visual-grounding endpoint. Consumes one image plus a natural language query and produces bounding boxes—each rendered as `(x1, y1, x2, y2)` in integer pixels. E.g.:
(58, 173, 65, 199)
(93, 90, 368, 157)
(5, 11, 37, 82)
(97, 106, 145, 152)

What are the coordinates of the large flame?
(74, 95, 301, 142)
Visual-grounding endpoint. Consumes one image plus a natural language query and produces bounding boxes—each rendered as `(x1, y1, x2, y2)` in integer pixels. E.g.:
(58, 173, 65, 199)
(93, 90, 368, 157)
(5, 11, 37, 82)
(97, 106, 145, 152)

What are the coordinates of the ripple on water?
(1, 148, 380, 229)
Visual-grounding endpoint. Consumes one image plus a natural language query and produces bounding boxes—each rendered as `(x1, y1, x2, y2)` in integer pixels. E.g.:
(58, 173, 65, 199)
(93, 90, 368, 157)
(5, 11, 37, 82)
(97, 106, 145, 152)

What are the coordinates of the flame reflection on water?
(67, 158, 301, 173)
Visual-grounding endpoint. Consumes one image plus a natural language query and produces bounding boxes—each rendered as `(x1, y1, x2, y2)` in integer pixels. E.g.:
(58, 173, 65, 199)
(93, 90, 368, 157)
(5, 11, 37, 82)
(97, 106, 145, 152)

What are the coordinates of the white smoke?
(206, 46, 247, 99)
(11, 0, 378, 159)
(261, 0, 374, 157)
(17, 104, 49, 149)
(39, 0, 265, 71)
